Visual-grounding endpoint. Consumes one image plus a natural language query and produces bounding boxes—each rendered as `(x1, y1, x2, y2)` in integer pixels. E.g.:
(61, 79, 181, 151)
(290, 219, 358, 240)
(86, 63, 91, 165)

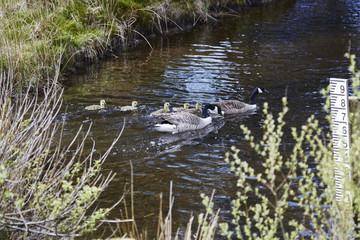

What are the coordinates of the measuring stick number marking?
(330, 78, 351, 202)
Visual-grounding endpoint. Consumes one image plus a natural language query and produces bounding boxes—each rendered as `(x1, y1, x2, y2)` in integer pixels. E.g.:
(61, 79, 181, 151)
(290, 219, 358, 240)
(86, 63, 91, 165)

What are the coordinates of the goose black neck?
(201, 105, 211, 118)
(249, 88, 259, 105)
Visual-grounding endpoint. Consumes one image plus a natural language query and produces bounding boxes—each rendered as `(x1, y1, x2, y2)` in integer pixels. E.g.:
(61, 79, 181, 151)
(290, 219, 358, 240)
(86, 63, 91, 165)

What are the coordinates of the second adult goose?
(150, 102, 171, 116)
(211, 86, 268, 114)
(153, 104, 223, 134)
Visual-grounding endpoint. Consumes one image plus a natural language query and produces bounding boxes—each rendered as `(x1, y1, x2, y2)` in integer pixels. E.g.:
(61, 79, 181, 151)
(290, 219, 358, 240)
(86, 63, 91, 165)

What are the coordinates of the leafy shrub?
(0, 65, 123, 238)
(219, 54, 360, 239)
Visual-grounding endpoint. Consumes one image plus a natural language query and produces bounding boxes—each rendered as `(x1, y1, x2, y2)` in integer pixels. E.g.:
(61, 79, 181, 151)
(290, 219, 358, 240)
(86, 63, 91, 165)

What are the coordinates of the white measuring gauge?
(330, 78, 351, 202)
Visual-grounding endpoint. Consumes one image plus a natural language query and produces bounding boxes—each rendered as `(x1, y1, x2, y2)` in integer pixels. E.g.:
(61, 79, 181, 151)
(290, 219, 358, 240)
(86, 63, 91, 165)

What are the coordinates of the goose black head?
(256, 87, 269, 94)
(249, 87, 269, 104)
(203, 103, 224, 117)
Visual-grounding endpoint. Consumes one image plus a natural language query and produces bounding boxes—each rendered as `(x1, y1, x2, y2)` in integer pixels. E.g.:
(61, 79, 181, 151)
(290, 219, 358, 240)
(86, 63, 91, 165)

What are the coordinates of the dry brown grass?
(0, 61, 125, 238)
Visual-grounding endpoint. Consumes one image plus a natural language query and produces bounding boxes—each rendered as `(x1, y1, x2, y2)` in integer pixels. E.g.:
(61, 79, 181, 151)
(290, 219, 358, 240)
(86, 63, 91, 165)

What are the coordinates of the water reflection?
(147, 119, 225, 159)
(62, 0, 360, 237)
(223, 110, 258, 122)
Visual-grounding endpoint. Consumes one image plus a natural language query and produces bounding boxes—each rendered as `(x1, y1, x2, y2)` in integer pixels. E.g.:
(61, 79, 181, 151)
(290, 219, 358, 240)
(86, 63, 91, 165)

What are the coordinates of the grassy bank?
(0, 0, 272, 87)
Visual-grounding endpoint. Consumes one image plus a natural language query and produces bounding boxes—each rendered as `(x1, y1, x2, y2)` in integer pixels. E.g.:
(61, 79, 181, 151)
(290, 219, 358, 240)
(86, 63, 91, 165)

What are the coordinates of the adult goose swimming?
(211, 86, 268, 114)
(152, 103, 223, 134)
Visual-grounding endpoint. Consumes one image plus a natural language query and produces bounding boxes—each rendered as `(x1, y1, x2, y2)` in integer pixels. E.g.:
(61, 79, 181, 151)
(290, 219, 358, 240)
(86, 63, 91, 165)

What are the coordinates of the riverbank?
(1, 1, 286, 238)
(0, 0, 283, 87)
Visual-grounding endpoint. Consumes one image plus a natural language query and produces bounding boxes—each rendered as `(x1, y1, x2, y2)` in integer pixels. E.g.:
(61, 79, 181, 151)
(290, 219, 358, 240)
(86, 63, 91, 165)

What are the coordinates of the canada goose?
(173, 103, 190, 112)
(85, 99, 106, 110)
(185, 102, 202, 114)
(153, 103, 223, 134)
(150, 102, 171, 116)
(121, 101, 138, 111)
(211, 87, 268, 114)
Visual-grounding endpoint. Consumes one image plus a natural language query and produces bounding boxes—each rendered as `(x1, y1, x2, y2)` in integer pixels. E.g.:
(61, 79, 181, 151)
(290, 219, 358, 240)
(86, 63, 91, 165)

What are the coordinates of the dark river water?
(61, 0, 360, 237)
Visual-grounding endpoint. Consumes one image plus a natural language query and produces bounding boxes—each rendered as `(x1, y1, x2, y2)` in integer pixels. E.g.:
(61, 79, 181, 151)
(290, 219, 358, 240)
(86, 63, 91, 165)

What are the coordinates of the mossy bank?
(1, 0, 282, 87)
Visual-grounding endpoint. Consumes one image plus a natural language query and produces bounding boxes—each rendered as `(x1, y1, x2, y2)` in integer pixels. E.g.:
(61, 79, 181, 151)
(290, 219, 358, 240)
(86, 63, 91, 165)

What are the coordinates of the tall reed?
(109, 181, 219, 240)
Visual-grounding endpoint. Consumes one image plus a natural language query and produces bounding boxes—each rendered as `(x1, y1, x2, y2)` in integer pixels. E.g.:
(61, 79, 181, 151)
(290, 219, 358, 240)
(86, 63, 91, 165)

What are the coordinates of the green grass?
(0, 0, 254, 87)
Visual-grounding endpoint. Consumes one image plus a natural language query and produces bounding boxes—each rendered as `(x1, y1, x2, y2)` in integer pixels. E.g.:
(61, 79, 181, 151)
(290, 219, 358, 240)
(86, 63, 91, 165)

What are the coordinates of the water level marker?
(329, 78, 351, 203)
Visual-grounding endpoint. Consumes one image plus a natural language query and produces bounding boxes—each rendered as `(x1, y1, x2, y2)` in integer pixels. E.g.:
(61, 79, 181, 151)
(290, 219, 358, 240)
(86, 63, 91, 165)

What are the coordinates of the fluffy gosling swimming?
(173, 103, 190, 112)
(150, 102, 171, 116)
(184, 102, 202, 114)
(85, 99, 106, 110)
(121, 101, 139, 111)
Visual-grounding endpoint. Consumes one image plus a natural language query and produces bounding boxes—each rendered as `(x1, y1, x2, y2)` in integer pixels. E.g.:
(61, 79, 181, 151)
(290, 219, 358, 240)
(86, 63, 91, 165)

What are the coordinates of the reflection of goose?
(151, 102, 171, 116)
(144, 119, 225, 161)
(85, 99, 106, 110)
(156, 119, 224, 148)
(211, 87, 268, 114)
(223, 110, 257, 122)
(173, 103, 190, 112)
(153, 104, 223, 134)
(185, 102, 202, 114)
(121, 101, 138, 111)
